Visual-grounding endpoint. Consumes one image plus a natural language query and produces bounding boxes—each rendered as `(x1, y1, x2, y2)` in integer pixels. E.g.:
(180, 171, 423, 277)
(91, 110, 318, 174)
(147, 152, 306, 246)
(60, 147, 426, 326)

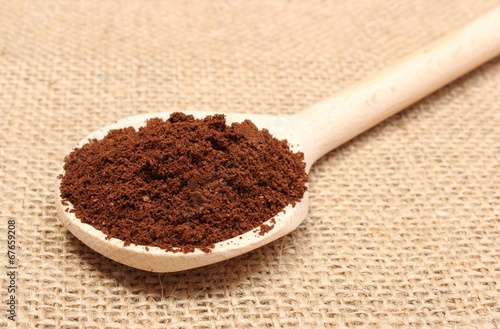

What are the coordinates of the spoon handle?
(295, 6, 500, 167)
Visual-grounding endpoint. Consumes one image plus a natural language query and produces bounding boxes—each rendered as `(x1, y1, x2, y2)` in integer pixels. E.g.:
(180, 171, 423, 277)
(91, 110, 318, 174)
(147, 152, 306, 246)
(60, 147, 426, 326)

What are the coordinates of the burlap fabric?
(1, 1, 499, 328)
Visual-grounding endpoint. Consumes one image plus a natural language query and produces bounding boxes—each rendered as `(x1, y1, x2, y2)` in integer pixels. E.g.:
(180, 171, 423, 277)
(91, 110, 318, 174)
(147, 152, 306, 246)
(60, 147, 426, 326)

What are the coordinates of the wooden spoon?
(56, 7, 500, 272)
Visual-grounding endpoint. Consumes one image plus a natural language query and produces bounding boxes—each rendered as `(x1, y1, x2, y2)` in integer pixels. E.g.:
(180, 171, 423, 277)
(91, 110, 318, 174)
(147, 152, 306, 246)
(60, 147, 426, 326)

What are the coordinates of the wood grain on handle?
(295, 6, 500, 167)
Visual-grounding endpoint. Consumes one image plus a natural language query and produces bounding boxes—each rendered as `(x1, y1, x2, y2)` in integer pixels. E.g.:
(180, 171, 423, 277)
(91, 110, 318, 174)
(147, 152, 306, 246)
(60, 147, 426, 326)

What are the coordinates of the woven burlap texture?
(1, 1, 499, 328)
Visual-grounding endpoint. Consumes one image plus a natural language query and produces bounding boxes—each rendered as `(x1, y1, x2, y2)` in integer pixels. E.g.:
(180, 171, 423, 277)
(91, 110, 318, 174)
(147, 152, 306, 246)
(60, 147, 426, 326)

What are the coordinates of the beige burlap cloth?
(1, 1, 499, 328)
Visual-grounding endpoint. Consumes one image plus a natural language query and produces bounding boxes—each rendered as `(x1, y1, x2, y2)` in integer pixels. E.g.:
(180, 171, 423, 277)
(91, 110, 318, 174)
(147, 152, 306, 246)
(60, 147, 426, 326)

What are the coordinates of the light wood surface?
(296, 6, 500, 167)
(56, 6, 500, 272)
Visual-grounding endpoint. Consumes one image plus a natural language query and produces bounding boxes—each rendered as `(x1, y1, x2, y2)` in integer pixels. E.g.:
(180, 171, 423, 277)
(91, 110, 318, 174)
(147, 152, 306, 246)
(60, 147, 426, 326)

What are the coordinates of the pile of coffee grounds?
(59, 112, 308, 253)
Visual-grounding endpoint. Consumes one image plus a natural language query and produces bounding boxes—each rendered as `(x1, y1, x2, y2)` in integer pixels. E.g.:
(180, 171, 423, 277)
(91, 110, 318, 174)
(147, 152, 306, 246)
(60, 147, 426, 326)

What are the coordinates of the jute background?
(1, 1, 499, 328)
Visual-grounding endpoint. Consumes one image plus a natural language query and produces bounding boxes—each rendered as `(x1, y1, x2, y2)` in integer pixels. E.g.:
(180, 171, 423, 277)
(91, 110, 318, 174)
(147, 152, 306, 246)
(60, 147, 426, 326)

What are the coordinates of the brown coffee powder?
(60, 112, 308, 253)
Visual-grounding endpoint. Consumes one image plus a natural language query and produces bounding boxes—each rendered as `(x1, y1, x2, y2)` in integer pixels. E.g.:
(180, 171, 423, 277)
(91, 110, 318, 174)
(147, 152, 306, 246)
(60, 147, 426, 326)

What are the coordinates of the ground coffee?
(60, 112, 308, 253)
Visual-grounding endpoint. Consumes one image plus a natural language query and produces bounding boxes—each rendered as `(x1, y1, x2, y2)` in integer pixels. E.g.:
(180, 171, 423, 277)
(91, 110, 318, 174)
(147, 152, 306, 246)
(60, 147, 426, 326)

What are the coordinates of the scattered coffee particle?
(60, 112, 308, 253)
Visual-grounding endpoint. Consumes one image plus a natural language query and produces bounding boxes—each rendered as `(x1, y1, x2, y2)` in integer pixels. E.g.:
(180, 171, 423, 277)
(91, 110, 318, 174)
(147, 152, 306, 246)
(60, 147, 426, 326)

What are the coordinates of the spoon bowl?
(56, 7, 500, 272)
(56, 111, 311, 272)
